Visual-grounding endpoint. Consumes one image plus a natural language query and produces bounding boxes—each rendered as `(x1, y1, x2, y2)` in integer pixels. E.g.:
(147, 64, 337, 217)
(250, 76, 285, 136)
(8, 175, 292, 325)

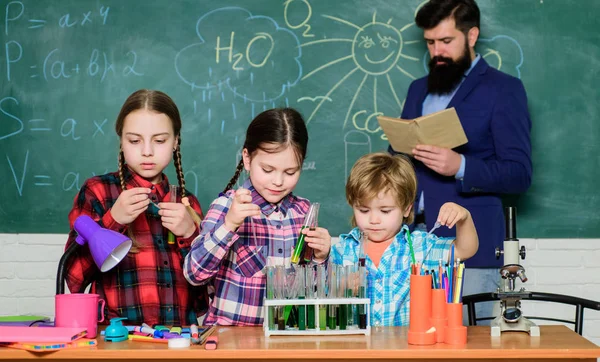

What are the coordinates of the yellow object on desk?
(127, 335, 168, 343)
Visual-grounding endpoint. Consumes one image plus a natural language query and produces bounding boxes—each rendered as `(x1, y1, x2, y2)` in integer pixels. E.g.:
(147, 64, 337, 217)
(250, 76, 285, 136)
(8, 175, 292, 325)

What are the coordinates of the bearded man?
(389, 0, 532, 317)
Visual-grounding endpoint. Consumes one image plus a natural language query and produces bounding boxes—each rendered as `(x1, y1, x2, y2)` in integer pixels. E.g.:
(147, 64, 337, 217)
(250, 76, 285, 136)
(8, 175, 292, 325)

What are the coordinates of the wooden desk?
(1, 326, 599, 361)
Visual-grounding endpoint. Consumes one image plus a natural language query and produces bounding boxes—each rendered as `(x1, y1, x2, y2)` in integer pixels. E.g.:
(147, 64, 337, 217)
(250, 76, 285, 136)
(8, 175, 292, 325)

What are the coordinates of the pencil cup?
(55, 293, 105, 338)
(430, 289, 447, 343)
(444, 302, 467, 345)
(407, 274, 436, 345)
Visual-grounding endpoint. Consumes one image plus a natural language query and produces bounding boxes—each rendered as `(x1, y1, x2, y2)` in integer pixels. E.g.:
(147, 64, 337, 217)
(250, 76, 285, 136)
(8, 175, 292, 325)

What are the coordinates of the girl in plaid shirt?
(331, 153, 478, 326)
(184, 108, 331, 326)
(64, 90, 207, 326)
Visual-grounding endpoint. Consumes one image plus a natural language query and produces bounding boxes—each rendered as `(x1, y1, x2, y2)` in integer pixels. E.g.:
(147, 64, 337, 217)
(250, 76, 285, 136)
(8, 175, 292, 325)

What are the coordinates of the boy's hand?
(111, 187, 151, 225)
(437, 202, 471, 229)
(303, 227, 331, 262)
(158, 202, 197, 238)
(224, 188, 261, 231)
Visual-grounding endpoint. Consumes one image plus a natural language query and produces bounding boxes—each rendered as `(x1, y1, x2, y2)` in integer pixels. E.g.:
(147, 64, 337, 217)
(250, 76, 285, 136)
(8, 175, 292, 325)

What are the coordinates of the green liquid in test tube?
(317, 265, 327, 330)
(167, 185, 177, 244)
(275, 266, 286, 330)
(306, 265, 315, 329)
(266, 266, 275, 330)
(328, 263, 338, 330)
(297, 266, 306, 330)
(291, 203, 320, 264)
(338, 267, 347, 330)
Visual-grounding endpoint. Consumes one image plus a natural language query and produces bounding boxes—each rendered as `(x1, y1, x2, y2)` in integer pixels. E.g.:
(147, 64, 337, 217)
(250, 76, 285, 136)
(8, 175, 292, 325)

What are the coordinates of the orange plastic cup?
(430, 289, 447, 343)
(407, 274, 436, 345)
(444, 302, 467, 345)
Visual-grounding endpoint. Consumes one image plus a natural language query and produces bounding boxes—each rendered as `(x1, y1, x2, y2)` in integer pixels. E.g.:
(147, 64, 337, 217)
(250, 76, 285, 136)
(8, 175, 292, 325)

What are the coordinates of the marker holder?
(430, 288, 447, 343)
(263, 297, 370, 336)
(408, 274, 436, 345)
(444, 302, 467, 345)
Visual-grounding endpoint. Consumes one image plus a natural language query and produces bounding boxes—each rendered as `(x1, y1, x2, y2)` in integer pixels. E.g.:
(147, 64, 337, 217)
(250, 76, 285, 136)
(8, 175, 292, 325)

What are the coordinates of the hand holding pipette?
(159, 185, 197, 239)
(437, 202, 479, 262)
(111, 187, 152, 225)
(436, 202, 470, 229)
(224, 188, 261, 231)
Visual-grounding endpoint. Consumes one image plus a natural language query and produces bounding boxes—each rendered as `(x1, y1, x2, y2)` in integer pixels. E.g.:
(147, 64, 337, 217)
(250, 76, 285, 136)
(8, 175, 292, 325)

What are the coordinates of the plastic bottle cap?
(168, 337, 191, 349)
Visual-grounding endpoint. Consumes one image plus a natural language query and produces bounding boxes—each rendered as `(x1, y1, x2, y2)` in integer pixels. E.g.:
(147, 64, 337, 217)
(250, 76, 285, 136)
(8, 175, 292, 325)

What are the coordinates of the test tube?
(291, 203, 320, 264)
(328, 263, 338, 330)
(338, 266, 347, 330)
(345, 265, 356, 327)
(296, 266, 306, 330)
(358, 258, 367, 329)
(266, 266, 276, 330)
(317, 264, 327, 330)
(359, 231, 367, 265)
(305, 265, 316, 329)
(275, 265, 286, 330)
(167, 185, 177, 244)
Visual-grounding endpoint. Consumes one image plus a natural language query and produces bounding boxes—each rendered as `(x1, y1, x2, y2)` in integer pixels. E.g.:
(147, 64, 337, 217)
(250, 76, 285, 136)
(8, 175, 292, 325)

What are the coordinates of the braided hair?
(115, 89, 202, 250)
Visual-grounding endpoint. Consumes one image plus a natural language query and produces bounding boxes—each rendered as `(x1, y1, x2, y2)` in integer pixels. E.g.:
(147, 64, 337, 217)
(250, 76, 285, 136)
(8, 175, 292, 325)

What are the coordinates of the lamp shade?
(74, 215, 132, 272)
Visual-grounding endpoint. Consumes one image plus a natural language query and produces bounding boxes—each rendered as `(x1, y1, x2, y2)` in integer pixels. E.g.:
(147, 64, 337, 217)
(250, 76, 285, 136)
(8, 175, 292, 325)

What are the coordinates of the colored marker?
(138, 324, 163, 338)
(190, 324, 200, 344)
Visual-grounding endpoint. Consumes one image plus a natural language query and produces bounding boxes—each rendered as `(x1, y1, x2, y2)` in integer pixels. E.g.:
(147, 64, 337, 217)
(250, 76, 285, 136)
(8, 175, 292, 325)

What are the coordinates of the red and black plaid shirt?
(65, 167, 207, 326)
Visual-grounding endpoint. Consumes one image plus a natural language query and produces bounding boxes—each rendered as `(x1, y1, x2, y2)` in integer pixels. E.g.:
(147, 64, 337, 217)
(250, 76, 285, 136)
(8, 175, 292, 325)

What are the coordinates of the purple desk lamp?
(56, 215, 132, 294)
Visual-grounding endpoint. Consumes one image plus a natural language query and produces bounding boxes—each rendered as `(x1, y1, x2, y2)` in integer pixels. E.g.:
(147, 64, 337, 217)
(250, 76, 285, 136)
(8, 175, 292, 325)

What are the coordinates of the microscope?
(491, 207, 540, 337)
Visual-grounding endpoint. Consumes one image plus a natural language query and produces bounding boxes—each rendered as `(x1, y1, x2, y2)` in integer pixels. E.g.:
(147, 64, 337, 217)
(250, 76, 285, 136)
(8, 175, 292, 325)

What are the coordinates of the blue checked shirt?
(331, 225, 453, 326)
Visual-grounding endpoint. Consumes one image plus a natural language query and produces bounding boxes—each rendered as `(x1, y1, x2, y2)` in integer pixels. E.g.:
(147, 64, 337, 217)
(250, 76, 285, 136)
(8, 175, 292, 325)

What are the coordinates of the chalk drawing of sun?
(299, 12, 421, 138)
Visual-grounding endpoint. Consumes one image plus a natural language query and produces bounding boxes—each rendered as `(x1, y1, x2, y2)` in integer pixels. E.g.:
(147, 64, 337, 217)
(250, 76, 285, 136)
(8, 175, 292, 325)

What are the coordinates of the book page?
(377, 108, 467, 154)
(376, 116, 420, 154)
(415, 108, 468, 149)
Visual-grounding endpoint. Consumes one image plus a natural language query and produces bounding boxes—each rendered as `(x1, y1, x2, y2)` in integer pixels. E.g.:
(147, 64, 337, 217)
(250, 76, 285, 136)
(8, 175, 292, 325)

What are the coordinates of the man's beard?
(427, 44, 472, 95)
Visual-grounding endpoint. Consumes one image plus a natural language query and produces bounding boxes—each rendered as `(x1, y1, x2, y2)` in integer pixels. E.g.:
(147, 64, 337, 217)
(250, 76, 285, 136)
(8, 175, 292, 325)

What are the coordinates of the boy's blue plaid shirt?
(331, 225, 453, 326)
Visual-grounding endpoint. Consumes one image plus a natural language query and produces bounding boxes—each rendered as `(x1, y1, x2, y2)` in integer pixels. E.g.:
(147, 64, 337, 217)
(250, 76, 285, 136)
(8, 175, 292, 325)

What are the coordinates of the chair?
(462, 291, 600, 335)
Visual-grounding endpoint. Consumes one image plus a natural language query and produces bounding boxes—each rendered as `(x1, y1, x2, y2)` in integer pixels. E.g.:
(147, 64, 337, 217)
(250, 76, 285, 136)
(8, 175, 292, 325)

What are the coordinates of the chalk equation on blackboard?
(4, 43, 145, 82)
(5, 148, 202, 197)
(0, 96, 111, 141)
(4, 2, 128, 82)
(4, 1, 109, 35)
(175, 7, 302, 103)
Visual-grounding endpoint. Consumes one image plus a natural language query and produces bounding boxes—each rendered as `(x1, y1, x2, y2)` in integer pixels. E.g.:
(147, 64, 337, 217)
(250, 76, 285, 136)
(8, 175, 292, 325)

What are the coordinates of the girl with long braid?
(64, 89, 207, 326)
(184, 108, 331, 326)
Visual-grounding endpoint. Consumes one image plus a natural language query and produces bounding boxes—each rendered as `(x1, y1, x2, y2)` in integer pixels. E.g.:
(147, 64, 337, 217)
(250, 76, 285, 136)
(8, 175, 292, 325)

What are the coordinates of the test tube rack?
(263, 297, 371, 336)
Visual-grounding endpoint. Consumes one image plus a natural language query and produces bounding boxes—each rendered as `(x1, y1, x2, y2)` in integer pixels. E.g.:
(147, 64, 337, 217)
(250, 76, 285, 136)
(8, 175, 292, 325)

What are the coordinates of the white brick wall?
(1, 234, 599, 347)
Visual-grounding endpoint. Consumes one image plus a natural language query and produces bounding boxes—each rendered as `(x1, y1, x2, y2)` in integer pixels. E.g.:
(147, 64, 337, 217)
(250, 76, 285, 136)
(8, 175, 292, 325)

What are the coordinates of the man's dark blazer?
(390, 58, 532, 268)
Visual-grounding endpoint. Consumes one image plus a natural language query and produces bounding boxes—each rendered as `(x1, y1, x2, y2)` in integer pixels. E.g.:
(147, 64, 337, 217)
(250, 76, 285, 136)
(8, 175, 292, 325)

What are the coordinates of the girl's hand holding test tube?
(300, 227, 332, 262)
(111, 187, 152, 225)
(224, 188, 261, 231)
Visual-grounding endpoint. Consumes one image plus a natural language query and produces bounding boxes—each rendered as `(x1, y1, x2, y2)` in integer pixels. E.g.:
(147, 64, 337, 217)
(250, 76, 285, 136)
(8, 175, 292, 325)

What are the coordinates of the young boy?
(331, 152, 478, 326)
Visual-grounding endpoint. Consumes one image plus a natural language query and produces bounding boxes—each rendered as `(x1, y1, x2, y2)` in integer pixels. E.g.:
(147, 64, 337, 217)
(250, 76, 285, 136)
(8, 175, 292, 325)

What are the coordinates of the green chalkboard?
(1, 0, 599, 237)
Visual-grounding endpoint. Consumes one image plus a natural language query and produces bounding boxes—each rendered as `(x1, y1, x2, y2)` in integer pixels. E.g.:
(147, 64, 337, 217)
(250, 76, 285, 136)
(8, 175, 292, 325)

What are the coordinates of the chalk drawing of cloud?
(175, 7, 302, 102)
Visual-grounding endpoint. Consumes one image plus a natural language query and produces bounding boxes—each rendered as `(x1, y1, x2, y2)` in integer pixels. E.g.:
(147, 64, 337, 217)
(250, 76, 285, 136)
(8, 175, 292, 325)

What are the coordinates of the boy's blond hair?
(346, 152, 417, 226)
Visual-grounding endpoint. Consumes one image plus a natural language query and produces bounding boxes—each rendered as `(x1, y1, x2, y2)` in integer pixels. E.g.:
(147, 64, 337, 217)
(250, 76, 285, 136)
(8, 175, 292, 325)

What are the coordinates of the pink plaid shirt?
(184, 179, 311, 325)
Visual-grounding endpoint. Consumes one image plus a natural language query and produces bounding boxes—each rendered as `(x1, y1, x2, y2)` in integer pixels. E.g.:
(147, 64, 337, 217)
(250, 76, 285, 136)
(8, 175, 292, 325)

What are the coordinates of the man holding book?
(388, 0, 532, 316)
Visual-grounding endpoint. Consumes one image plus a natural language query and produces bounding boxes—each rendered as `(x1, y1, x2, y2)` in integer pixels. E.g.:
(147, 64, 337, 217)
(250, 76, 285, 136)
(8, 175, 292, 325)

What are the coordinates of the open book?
(377, 108, 468, 154)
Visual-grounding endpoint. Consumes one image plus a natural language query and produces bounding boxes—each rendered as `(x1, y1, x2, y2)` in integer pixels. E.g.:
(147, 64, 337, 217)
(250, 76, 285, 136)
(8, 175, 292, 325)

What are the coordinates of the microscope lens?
(503, 308, 522, 322)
